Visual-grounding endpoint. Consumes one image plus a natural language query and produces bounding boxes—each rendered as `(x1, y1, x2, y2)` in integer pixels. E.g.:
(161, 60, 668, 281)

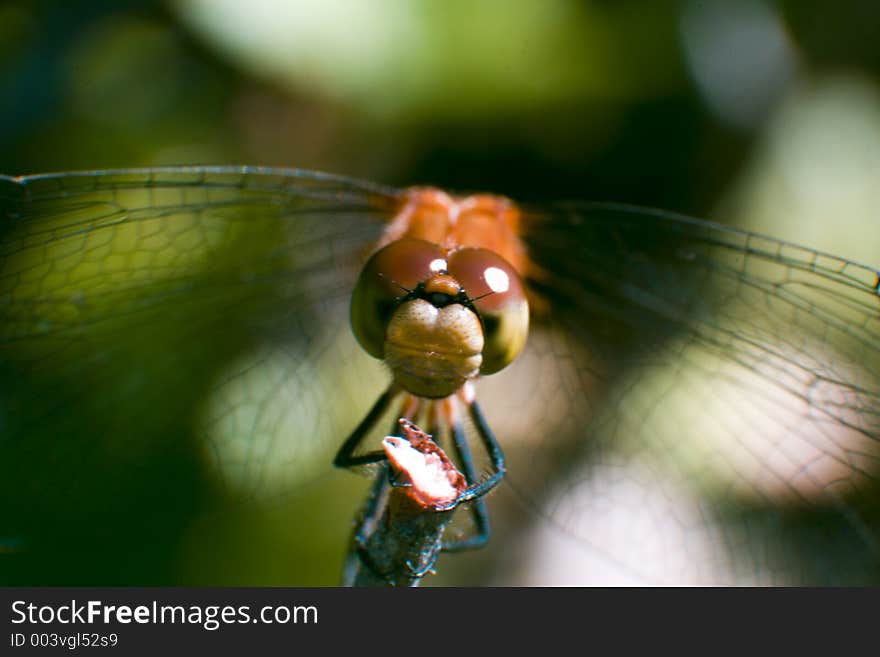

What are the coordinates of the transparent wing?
(476, 202, 880, 585)
(5, 168, 880, 585)
(0, 167, 398, 583)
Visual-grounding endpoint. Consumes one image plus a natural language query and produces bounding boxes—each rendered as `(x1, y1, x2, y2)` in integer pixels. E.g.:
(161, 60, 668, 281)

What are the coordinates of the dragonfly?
(1, 166, 879, 585)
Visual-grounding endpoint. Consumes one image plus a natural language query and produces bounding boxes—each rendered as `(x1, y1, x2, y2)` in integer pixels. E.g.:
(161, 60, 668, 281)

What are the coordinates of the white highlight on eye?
(429, 258, 447, 272)
(484, 266, 509, 293)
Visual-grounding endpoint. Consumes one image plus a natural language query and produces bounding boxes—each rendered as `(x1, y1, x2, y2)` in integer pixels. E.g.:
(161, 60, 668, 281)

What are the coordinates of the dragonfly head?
(351, 238, 529, 398)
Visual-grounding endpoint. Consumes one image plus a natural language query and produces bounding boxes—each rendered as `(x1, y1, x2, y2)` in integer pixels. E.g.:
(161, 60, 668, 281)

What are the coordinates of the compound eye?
(350, 239, 447, 358)
(447, 248, 529, 375)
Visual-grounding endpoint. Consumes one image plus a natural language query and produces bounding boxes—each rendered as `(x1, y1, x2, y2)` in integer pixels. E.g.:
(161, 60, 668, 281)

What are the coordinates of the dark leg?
(343, 413, 417, 585)
(341, 463, 390, 585)
(334, 385, 399, 468)
(439, 400, 506, 510)
(441, 418, 491, 552)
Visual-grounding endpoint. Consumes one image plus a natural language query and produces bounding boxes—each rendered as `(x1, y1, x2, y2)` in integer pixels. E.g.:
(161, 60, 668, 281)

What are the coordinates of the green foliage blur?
(3, 0, 880, 585)
(5, 1, 880, 243)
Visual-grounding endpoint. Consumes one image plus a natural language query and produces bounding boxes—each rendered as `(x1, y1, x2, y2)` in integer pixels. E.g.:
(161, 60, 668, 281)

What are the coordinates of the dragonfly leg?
(437, 398, 506, 511)
(401, 556, 440, 580)
(334, 384, 400, 468)
(441, 417, 491, 552)
(341, 463, 390, 585)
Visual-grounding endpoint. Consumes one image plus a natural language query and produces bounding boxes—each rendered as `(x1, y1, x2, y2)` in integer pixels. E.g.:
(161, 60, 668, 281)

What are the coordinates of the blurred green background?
(3, 0, 880, 585)
(5, 0, 880, 254)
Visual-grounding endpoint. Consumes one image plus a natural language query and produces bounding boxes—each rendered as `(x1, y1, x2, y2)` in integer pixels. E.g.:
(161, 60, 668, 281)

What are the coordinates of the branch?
(350, 419, 466, 587)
